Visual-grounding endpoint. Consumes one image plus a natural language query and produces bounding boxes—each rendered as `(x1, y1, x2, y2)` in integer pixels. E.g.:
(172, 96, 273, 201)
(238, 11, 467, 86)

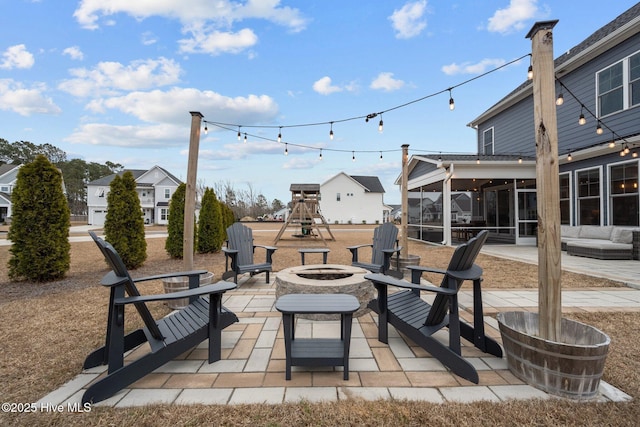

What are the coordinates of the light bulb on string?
(624, 144, 630, 154)
(578, 106, 586, 125)
(329, 122, 334, 140)
(277, 127, 282, 143)
(378, 115, 383, 133)
(448, 88, 455, 111)
(518, 156, 522, 164)
(319, 149, 323, 160)
(556, 92, 564, 105)
(379, 151, 383, 161)
(204, 123, 208, 134)
(567, 152, 572, 161)
(237, 127, 241, 141)
(352, 151, 356, 162)
(596, 121, 603, 135)
(527, 55, 533, 80)
(284, 143, 288, 156)
(244, 133, 247, 143)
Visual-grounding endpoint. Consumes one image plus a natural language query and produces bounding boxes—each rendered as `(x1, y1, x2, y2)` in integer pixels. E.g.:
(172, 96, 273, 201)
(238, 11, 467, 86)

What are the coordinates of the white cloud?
(73, 1, 307, 56)
(389, 0, 427, 39)
(179, 27, 258, 55)
(487, 0, 538, 34)
(370, 72, 405, 92)
(441, 58, 507, 75)
(141, 31, 157, 45)
(63, 46, 84, 60)
(0, 44, 35, 69)
(89, 87, 278, 124)
(197, 140, 283, 161)
(58, 57, 182, 97)
(282, 157, 319, 170)
(66, 122, 185, 147)
(0, 79, 61, 116)
(312, 76, 358, 95)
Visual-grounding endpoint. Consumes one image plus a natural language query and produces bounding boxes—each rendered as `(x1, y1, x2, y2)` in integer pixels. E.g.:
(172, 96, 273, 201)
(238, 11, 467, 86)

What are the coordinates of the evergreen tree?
(8, 155, 70, 282)
(104, 171, 147, 269)
(166, 183, 196, 258)
(197, 188, 224, 253)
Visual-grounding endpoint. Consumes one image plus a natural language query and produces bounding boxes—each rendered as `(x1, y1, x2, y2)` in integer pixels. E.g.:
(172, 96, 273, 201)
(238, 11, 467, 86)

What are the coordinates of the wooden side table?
(275, 293, 359, 380)
(298, 248, 330, 265)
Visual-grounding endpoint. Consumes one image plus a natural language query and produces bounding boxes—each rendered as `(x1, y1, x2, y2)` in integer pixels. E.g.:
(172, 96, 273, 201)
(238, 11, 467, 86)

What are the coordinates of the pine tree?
(8, 155, 70, 282)
(104, 171, 147, 268)
(165, 183, 192, 258)
(197, 188, 224, 253)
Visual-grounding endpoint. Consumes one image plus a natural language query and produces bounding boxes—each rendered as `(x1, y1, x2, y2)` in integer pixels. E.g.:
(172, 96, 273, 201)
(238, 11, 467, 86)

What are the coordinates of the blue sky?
(1, 1, 638, 205)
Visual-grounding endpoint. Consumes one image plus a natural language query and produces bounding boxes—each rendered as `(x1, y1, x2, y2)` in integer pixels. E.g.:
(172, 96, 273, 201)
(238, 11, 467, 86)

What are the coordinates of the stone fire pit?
(275, 264, 373, 320)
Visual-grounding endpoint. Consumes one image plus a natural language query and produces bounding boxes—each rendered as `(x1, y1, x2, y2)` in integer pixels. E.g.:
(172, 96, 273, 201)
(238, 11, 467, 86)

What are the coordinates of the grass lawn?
(0, 223, 638, 426)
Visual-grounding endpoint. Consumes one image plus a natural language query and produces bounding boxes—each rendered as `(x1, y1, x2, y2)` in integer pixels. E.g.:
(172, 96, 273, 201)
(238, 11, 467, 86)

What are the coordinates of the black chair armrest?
(347, 244, 372, 263)
(365, 273, 457, 295)
(100, 270, 207, 287)
(447, 264, 483, 281)
(115, 280, 237, 305)
(407, 265, 446, 284)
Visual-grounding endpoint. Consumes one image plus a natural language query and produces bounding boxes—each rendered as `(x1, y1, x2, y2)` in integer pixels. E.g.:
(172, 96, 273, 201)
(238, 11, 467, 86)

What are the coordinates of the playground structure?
(273, 184, 335, 246)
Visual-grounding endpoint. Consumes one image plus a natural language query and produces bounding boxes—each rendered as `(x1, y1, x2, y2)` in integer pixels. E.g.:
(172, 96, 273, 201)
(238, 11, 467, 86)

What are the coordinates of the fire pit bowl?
(275, 264, 373, 320)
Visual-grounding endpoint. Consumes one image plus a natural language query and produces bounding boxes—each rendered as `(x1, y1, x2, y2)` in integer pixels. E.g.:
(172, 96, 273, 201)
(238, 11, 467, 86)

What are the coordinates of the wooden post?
(400, 144, 409, 259)
(526, 21, 562, 341)
(184, 111, 203, 270)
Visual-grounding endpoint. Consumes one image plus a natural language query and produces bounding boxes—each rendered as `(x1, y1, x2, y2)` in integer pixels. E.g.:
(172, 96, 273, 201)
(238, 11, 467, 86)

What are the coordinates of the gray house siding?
(408, 160, 436, 180)
(476, 97, 534, 155)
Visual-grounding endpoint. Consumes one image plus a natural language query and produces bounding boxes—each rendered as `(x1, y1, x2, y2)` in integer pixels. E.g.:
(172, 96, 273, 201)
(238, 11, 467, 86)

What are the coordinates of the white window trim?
(596, 49, 640, 118)
(559, 171, 573, 225)
(574, 165, 604, 226)
(482, 127, 494, 155)
(607, 158, 640, 226)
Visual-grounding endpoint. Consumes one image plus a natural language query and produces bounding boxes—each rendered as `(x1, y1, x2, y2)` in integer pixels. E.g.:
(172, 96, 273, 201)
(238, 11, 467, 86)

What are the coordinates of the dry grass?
(0, 223, 637, 426)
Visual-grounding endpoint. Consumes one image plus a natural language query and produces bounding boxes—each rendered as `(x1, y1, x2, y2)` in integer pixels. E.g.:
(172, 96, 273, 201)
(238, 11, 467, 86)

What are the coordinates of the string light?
(624, 144, 630, 154)
(284, 143, 288, 155)
(527, 55, 533, 80)
(448, 88, 455, 111)
(596, 121, 603, 135)
(567, 152, 572, 161)
(244, 133, 247, 143)
(277, 126, 282, 143)
(518, 156, 523, 164)
(476, 156, 480, 164)
(378, 115, 384, 133)
(319, 149, 323, 160)
(555, 92, 564, 105)
(632, 150, 638, 158)
(204, 123, 208, 134)
(237, 126, 241, 141)
(352, 151, 356, 162)
(380, 151, 383, 161)
(329, 122, 334, 140)
(578, 105, 586, 125)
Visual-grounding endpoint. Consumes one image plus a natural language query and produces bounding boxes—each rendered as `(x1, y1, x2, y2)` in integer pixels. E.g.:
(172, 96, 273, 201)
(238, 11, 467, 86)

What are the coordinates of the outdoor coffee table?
(275, 293, 359, 380)
(298, 247, 330, 265)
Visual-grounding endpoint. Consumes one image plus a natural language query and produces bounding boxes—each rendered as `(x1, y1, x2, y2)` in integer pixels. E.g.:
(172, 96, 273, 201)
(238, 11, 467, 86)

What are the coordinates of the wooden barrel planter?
(163, 271, 214, 310)
(497, 311, 610, 400)
(397, 254, 421, 275)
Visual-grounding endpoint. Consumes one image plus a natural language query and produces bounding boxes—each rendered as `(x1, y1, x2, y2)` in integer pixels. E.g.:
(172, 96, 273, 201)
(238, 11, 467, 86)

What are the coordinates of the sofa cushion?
(578, 225, 613, 240)
(611, 228, 637, 244)
(567, 240, 632, 250)
(561, 225, 581, 238)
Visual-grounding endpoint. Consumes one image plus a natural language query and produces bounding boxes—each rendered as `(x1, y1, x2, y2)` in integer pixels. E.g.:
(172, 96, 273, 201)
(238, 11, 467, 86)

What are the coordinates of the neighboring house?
(319, 172, 391, 224)
(86, 165, 182, 226)
(0, 163, 21, 223)
(404, 5, 640, 245)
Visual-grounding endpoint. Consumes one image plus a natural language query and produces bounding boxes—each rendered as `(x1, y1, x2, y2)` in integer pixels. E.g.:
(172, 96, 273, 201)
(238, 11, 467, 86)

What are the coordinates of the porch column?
(443, 172, 452, 245)
(400, 144, 409, 259)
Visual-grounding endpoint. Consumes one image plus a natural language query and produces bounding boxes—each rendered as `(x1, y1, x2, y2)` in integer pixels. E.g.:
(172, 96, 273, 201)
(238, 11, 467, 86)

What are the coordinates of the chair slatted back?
(425, 230, 488, 326)
(371, 223, 399, 265)
(89, 231, 164, 340)
(226, 223, 255, 266)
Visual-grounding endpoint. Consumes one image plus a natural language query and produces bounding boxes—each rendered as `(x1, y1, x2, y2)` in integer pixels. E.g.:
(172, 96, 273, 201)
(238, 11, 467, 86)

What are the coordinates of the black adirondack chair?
(365, 230, 503, 384)
(347, 222, 402, 275)
(222, 222, 277, 283)
(82, 231, 238, 404)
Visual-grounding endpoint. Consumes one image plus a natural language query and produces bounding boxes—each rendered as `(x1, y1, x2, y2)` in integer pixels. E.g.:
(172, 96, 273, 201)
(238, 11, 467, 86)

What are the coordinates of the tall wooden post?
(527, 21, 562, 341)
(400, 144, 409, 259)
(184, 111, 203, 270)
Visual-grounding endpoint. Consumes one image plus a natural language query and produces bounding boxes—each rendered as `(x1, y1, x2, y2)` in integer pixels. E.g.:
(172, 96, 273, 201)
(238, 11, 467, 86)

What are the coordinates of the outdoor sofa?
(561, 225, 639, 260)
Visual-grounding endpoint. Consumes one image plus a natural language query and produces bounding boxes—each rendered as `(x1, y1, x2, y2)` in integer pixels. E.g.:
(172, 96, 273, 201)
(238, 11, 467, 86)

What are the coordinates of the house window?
(559, 173, 571, 225)
(96, 188, 105, 197)
(597, 51, 640, 116)
(609, 161, 639, 226)
(160, 208, 168, 221)
(482, 128, 494, 154)
(0, 186, 9, 193)
(336, 193, 341, 201)
(164, 188, 170, 199)
(576, 168, 601, 225)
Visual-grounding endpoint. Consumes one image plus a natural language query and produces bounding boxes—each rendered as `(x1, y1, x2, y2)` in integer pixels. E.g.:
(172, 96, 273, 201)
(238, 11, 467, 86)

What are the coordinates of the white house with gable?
(0, 163, 21, 223)
(319, 172, 391, 224)
(86, 165, 182, 226)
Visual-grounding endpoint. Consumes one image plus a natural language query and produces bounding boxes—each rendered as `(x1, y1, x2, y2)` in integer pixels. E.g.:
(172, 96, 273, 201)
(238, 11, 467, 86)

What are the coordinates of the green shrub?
(104, 171, 147, 269)
(165, 183, 196, 258)
(197, 188, 224, 253)
(8, 155, 70, 282)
